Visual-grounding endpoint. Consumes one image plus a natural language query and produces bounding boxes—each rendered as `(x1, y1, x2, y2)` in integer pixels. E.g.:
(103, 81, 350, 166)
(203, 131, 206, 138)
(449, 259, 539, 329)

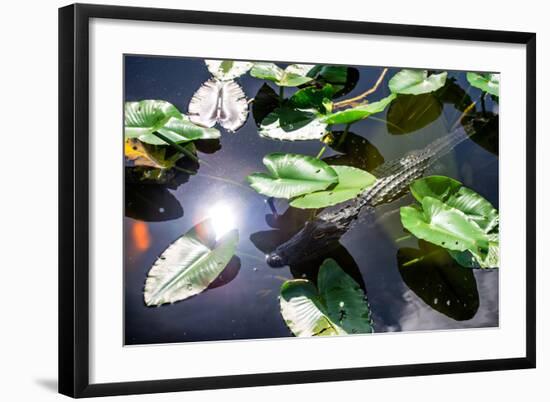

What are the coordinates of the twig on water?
(333, 68, 389, 109)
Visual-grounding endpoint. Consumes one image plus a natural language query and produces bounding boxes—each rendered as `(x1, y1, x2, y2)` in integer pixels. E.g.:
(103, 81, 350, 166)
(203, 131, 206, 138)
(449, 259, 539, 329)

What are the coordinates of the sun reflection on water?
(207, 202, 238, 240)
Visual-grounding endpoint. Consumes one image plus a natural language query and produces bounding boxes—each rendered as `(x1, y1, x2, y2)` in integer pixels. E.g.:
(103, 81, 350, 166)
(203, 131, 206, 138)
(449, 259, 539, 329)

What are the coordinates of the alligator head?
(266, 218, 345, 267)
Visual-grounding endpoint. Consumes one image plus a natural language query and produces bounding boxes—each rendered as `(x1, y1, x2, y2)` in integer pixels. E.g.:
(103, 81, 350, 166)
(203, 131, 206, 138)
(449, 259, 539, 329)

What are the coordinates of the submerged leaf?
(322, 94, 396, 125)
(466, 72, 500, 97)
(290, 166, 376, 209)
(143, 220, 239, 306)
(188, 79, 249, 132)
(205, 59, 253, 80)
(280, 258, 373, 337)
(389, 69, 447, 95)
(247, 153, 338, 199)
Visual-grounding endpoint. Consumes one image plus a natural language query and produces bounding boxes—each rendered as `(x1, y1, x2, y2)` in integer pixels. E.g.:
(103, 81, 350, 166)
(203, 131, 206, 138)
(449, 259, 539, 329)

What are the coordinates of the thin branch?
(333, 68, 389, 109)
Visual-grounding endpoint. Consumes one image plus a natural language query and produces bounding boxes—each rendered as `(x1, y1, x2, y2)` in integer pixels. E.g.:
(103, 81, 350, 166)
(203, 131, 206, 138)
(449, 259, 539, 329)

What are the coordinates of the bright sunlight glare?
(207, 202, 237, 240)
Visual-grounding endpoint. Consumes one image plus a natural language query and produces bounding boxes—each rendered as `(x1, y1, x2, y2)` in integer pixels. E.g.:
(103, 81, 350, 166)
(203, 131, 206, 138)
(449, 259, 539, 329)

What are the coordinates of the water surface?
(124, 56, 499, 345)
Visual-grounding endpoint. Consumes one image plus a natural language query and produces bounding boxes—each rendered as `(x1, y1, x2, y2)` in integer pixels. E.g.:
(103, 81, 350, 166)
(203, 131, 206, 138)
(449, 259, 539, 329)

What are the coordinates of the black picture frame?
(59, 3, 536, 398)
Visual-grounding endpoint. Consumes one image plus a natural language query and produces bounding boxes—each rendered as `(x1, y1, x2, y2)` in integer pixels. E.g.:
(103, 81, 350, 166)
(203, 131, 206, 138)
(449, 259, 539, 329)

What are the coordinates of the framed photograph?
(59, 3, 536, 398)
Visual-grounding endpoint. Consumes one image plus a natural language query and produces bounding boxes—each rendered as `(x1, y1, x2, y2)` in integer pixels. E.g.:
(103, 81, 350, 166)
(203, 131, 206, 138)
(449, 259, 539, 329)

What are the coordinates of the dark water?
(124, 55, 499, 345)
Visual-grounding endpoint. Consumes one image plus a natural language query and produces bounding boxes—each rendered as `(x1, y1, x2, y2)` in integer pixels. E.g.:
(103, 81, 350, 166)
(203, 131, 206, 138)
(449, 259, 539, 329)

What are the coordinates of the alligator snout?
(266, 252, 286, 267)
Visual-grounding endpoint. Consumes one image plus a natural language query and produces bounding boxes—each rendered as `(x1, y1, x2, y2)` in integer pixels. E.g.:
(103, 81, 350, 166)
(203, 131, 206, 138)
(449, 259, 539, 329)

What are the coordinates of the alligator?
(266, 122, 476, 267)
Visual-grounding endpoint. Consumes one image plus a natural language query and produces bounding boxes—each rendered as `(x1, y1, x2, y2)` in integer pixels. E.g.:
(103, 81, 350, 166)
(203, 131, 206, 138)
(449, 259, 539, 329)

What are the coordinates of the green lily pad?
(289, 84, 336, 113)
(322, 93, 396, 125)
(306, 65, 360, 96)
(466, 72, 500, 97)
(410, 176, 499, 233)
(280, 258, 373, 337)
(400, 196, 490, 258)
(125, 100, 220, 145)
(389, 69, 447, 95)
(290, 166, 376, 209)
(448, 233, 499, 269)
(205, 59, 253, 80)
(143, 220, 239, 306)
(247, 153, 338, 199)
(250, 63, 315, 87)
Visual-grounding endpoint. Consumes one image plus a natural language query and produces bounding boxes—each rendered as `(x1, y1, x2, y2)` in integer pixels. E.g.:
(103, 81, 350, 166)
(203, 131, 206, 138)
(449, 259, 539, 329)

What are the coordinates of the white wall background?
(0, 0, 547, 400)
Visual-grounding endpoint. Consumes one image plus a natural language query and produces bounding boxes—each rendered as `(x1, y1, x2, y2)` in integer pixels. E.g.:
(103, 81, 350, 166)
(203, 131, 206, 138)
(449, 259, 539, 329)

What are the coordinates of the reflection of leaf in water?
(252, 84, 279, 127)
(397, 240, 479, 321)
(387, 93, 442, 135)
(463, 112, 498, 156)
(265, 205, 312, 232)
(434, 77, 473, 112)
(208, 256, 241, 289)
(289, 243, 365, 291)
(324, 131, 385, 172)
(125, 184, 184, 222)
(194, 138, 222, 154)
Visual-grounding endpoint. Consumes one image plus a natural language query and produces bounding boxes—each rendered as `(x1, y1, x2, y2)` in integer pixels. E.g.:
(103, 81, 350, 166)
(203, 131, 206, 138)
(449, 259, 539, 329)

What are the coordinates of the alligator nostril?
(266, 252, 286, 268)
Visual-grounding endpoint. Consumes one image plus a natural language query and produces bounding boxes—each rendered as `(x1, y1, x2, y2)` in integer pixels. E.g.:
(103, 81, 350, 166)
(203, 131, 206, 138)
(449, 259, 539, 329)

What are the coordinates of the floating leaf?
(280, 258, 373, 337)
(259, 107, 327, 141)
(448, 233, 499, 269)
(386, 93, 442, 135)
(389, 69, 447, 95)
(322, 94, 396, 125)
(290, 166, 376, 209)
(205, 59, 253, 80)
(250, 63, 314, 87)
(188, 79, 249, 132)
(143, 220, 238, 306)
(410, 176, 499, 233)
(397, 241, 480, 320)
(125, 100, 220, 145)
(466, 72, 499, 97)
(247, 153, 338, 199)
(289, 84, 336, 113)
(400, 197, 490, 258)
